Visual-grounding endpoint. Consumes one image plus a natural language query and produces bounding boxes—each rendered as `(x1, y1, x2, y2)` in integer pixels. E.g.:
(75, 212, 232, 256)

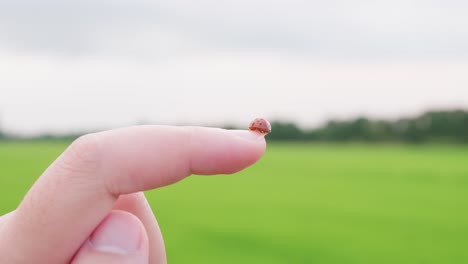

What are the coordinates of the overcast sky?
(1, 0, 468, 135)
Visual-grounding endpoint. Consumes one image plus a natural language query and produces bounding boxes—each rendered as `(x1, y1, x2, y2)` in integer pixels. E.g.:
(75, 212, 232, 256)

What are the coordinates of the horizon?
(1, 108, 466, 138)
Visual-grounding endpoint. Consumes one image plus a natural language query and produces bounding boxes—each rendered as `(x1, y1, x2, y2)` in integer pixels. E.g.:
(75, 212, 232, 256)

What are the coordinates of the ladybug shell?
(248, 118, 271, 134)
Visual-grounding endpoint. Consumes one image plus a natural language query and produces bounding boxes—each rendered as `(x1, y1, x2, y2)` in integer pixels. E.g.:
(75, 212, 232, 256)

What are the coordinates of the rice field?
(1, 141, 467, 263)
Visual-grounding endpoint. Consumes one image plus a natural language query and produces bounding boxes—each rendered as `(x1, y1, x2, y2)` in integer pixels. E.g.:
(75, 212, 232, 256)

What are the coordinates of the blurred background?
(1, 0, 468, 263)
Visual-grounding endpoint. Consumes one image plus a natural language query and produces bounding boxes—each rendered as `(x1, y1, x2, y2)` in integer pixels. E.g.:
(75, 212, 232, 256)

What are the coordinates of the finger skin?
(113, 193, 166, 264)
(0, 211, 14, 232)
(0, 126, 265, 264)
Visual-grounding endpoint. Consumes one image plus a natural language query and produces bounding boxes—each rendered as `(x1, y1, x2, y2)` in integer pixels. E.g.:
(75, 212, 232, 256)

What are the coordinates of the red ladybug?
(248, 118, 271, 134)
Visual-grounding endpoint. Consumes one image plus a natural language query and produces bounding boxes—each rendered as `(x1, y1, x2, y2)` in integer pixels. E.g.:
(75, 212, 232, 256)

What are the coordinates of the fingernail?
(229, 130, 265, 141)
(89, 211, 142, 254)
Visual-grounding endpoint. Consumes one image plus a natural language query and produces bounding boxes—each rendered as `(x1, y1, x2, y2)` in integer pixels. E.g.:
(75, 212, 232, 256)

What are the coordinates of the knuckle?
(59, 133, 103, 173)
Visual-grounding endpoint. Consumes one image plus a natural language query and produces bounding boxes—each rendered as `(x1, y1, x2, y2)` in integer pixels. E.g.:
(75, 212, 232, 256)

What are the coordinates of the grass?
(1, 141, 468, 263)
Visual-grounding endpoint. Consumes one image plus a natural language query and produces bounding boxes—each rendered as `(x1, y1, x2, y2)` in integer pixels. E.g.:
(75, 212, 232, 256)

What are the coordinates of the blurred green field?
(1, 141, 468, 263)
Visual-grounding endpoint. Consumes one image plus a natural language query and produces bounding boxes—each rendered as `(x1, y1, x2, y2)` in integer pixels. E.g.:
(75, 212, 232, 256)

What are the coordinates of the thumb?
(72, 210, 149, 264)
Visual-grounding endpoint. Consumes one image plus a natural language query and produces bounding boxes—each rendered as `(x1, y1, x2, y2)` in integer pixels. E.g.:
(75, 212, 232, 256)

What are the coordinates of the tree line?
(0, 110, 467, 143)
(267, 110, 468, 143)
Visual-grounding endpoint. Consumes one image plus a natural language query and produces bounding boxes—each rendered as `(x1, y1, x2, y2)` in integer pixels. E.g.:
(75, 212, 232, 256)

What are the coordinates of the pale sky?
(1, 0, 468, 135)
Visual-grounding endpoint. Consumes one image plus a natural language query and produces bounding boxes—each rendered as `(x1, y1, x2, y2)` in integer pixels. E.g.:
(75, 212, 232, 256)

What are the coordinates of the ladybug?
(248, 118, 271, 134)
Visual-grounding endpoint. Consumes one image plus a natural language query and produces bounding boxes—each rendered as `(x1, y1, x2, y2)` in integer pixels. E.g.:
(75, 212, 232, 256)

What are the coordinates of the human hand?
(0, 126, 266, 263)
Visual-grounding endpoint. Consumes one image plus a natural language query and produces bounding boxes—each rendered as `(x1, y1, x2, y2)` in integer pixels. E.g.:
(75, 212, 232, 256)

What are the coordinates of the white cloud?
(0, 0, 467, 59)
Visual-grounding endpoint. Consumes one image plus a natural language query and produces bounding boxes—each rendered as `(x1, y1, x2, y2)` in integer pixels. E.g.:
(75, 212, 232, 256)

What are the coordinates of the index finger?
(1, 126, 266, 264)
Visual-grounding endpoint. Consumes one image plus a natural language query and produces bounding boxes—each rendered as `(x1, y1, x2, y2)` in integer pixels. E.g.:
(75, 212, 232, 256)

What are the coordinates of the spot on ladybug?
(248, 118, 271, 135)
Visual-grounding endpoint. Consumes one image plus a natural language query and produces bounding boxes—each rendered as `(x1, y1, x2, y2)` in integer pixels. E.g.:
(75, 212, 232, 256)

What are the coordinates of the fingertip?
(89, 211, 145, 254)
(229, 130, 267, 160)
(72, 211, 149, 264)
(228, 129, 268, 142)
(188, 127, 267, 175)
